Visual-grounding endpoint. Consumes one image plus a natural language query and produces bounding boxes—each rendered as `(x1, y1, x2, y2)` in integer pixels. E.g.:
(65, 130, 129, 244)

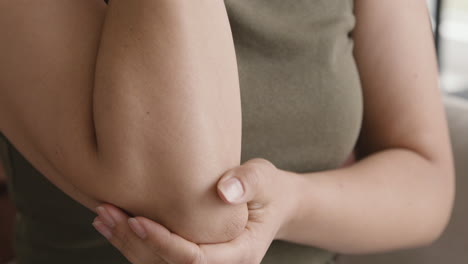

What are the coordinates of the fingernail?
(93, 220, 113, 240)
(219, 177, 244, 203)
(96, 206, 116, 228)
(128, 218, 147, 240)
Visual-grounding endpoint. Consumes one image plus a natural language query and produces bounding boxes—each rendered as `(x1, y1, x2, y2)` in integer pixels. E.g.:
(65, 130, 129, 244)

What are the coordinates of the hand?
(92, 158, 300, 263)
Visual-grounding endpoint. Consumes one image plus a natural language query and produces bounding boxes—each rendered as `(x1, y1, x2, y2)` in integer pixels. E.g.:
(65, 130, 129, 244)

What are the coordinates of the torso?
(0, 0, 362, 263)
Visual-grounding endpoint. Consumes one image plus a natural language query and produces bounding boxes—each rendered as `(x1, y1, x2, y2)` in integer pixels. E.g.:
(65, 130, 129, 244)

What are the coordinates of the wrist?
(274, 169, 306, 241)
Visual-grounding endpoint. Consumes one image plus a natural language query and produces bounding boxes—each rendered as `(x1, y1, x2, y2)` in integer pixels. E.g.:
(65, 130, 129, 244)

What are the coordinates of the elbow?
(174, 199, 248, 244)
(166, 186, 249, 244)
(93, 136, 248, 244)
(103, 167, 249, 245)
(416, 163, 455, 248)
(151, 165, 249, 244)
(421, 201, 454, 248)
(416, 213, 451, 248)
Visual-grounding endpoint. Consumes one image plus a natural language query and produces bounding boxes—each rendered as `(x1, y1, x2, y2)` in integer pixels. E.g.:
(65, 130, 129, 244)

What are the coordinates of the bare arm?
(0, 0, 246, 244)
(275, 0, 455, 253)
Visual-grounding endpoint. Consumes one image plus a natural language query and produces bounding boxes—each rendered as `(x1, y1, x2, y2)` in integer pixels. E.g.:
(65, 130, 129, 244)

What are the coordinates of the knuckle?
(243, 159, 274, 190)
(147, 229, 170, 253)
(118, 233, 132, 253)
(188, 248, 205, 264)
(109, 233, 137, 262)
(148, 238, 165, 254)
(249, 158, 276, 170)
(244, 164, 262, 188)
(149, 252, 167, 264)
(111, 226, 134, 252)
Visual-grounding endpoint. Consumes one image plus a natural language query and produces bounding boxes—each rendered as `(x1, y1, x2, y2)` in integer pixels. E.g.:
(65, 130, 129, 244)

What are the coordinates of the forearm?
(0, 0, 244, 244)
(277, 148, 454, 254)
(91, 0, 245, 243)
(276, 0, 453, 254)
(93, 0, 241, 172)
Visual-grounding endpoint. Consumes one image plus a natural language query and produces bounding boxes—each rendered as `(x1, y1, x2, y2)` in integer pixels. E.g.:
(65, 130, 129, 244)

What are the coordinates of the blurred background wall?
(428, 0, 468, 98)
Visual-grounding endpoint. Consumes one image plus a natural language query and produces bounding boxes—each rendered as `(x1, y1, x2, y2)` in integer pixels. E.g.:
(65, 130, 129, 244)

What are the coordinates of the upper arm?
(0, 1, 247, 244)
(0, 0, 107, 207)
(353, 0, 453, 172)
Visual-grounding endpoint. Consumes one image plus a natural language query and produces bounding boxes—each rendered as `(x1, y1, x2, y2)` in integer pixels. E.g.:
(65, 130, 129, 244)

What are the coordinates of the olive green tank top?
(0, 0, 362, 263)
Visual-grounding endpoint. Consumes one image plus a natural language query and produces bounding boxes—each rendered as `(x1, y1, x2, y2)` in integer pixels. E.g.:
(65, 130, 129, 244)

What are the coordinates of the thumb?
(217, 164, 266, 205)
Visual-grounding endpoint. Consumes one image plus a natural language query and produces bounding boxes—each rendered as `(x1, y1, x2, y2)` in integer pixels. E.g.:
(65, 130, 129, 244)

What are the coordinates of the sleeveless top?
(0, 0, 363, 263)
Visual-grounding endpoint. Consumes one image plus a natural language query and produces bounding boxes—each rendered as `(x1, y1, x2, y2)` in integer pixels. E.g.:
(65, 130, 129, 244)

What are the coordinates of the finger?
(102, 204, 202, 264)
(200, 221, 273, 264)
(200, 230, 254, 263)
(93, 216, 162, 264)
(217, 158, 274, 205)
(134, 217, 204, 264)
(94, 205, 166, 264)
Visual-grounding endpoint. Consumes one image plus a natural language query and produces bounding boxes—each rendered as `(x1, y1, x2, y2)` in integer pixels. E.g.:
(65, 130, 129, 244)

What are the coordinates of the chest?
(226, 0, 363, 172)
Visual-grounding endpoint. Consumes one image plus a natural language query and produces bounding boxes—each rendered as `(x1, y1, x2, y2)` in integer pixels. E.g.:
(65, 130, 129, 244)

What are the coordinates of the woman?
(0, 0, 454, 263)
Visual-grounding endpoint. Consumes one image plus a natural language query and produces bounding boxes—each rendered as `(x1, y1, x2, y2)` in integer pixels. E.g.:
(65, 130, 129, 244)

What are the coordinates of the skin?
(0, 0, 246, 244)
(0, 0, 455, 263)
(91, 0, 455, 263)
